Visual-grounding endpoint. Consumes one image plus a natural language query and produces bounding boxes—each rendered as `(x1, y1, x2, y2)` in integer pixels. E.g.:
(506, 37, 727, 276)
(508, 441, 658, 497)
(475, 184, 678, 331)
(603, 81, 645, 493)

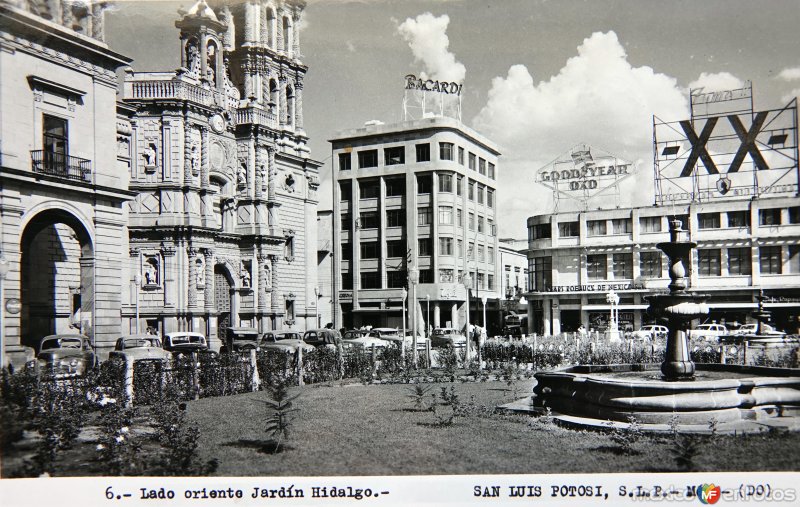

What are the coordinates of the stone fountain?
(520, 219, 800, 433)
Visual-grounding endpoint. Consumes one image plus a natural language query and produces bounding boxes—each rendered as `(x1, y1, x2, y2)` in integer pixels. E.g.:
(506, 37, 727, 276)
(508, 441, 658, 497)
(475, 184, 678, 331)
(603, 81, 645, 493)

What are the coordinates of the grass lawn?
(187, 379, 800, 476)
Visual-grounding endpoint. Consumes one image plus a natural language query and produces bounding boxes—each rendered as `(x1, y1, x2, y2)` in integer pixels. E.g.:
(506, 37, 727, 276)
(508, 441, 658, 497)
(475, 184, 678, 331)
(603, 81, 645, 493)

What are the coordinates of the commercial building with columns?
(525, 195, 800, 336)
(331, 117, 501, 331)
(121, 0, 321, 349)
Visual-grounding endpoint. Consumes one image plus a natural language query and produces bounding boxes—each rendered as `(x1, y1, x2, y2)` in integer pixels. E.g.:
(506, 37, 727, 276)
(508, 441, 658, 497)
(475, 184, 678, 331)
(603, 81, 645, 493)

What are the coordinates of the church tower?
(123, 0, 321, 345)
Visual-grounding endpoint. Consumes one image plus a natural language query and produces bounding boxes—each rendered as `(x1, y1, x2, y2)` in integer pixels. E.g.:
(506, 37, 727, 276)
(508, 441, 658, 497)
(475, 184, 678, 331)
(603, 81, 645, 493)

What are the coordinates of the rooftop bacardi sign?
(404, 74, 463, 96)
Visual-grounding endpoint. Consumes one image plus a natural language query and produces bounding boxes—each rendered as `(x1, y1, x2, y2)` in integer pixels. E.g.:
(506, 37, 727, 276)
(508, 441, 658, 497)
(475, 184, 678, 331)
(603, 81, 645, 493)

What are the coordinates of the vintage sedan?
(303, 328, 344, 351)
(36, 334, 97, 378)
(688, 323, 728, 341)
(109, 335, 171, 362)
(261, 331, 315, 354)
(733, 323, 786, 336)
(430, 328, 467, 348)
(631, 325, 669, 341)
(343, 330, 390, 352)
(163, 332, 211, 355)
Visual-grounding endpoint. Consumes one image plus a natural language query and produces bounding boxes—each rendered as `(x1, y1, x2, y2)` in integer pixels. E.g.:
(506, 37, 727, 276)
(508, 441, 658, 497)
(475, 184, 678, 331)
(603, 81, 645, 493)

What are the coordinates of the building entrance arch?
(20, 208, 94, 349)
(214, 264, 234, 338)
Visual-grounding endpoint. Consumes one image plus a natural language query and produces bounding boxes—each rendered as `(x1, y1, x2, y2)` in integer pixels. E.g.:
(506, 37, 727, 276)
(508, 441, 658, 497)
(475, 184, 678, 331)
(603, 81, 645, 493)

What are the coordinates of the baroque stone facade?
(122, 0, 321, 348)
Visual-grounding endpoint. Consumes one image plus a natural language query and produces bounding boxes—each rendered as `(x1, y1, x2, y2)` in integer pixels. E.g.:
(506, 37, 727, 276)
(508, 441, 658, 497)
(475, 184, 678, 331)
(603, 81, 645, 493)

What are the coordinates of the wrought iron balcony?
(30, 150, 92, 182)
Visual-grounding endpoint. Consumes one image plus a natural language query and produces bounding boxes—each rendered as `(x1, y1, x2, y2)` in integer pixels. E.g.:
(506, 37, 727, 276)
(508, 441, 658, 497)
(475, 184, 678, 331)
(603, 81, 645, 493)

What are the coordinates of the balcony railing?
(30, 150, 92, 182)
(127, 79, 225, 109)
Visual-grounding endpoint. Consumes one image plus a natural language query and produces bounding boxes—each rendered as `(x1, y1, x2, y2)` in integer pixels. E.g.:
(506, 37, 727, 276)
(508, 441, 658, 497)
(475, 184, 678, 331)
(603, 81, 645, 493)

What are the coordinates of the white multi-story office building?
(525, 195, 800, 336)
(330, 117, 501, 331)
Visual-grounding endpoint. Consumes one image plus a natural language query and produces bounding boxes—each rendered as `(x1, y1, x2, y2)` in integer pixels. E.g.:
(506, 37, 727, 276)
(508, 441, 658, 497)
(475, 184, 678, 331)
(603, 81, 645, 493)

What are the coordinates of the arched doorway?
(20, 209, 93, 349)
(214, 264, 233, 337)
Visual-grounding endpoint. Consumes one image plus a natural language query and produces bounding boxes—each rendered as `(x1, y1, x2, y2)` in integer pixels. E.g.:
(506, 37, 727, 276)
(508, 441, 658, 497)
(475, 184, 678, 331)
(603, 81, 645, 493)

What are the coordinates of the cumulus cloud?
(777, 67, 800, 81)
(688, 72, 745, 93)
(472, 31, 694, 237)
(396, 12, 465, 82)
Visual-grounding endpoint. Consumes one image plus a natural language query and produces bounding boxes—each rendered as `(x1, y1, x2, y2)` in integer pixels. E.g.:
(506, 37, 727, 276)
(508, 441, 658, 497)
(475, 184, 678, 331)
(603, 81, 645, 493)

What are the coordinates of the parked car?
(430, 328, 467, 348)
(220, 327, 260, 354)
(631, 325, 669, 340)
(36, 334, 97, 378)
(109, 334, 171, 362)
(163, 332, 211, 355)
(688, 323, 728, 341)
(343, 330, 389, 352)
(368, 328, 402, 342)
(303, 328, 343, 351)
(733, 323, 786, 336)
(261, 331, 315, 354)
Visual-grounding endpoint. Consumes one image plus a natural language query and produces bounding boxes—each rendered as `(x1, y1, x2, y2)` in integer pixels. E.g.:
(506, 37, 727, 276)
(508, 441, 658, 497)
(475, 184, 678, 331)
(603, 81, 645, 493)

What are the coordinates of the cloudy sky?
(106, 0, 800, 238)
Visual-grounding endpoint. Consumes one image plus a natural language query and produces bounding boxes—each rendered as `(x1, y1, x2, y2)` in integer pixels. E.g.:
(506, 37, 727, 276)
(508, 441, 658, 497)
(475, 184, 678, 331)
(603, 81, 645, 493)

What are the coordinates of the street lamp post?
(133, 273, 142, 333)
(480, 294, 487, 368)
(0, 256, 9, 369)
(408, 265, 419, 368)
(426, 294, 430, 339)
(462, 273, 472, 361)
(314, 287, 320, 328)
(401, 287, 408, 358)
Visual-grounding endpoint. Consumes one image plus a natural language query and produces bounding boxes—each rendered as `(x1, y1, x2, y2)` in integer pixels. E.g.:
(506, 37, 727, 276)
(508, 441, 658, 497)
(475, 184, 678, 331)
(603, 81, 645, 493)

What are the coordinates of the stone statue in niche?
(240, 261, 251, 288)
(143, 143, 157, 172)
(190, 142, 200, 176)
(186, 40, 200, 77)
(143, 256, 159, 286)
(237, 162, 247, 188)
(259, 165, 267, 193)
(206, 43, 216, 86)
(195, 256, 205, 287)
(284, 173, 296, 193)
(263, 259, 272, 290)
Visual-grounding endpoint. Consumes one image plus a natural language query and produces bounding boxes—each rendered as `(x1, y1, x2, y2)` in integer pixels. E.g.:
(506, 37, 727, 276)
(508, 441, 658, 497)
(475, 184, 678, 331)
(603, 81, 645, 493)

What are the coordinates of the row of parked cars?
(628, 322, 787, 341)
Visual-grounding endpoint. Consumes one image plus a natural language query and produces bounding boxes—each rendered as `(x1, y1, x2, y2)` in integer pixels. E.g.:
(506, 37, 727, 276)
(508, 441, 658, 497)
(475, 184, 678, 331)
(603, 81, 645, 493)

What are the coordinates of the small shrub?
(430, 386, 460, 427)
(608, 415, 642, 455)
(256, 375, 300, 452)
(670, 434, 702, 471)
(405, 384, 433, 412)
(436, 347, 459, 381)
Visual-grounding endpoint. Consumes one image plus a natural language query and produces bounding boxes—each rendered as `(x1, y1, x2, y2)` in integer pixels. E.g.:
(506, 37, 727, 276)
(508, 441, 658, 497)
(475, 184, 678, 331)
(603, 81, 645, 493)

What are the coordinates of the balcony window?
(415, 143, 430, 162)
(727, 210, 750, 228)
(759, 246, 782, 274)
(587, 220, 607, 236)
(698, 212, 721, 229)
(640, 251, 662, 278)
(558, 221, 579, 237)
(33, 114, 91, 181)
(697, 249, 721, 276)
(384, 146, 405, 165)
(727, 247, 751, 275)
(640, 216, 662, 233)
(358, 150, 378, 169)
(586, 254, 607, 280)
(439, 142, 454, 161)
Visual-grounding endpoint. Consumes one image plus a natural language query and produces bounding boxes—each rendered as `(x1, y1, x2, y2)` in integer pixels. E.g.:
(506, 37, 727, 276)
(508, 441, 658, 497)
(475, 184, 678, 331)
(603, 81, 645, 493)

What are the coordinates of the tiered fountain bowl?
(526, 220, 800, 433)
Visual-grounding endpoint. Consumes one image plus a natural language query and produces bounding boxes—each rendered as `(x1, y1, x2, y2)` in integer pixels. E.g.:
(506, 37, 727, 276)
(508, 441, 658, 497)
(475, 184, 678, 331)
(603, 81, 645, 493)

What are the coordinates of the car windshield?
(123, 338, 161, 348)
(41, 338, 82, 350)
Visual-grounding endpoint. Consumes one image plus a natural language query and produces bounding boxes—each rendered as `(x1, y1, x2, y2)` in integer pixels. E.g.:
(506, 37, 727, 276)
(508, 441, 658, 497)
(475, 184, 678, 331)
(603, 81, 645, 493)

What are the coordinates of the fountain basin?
(531, 363, 800, 430)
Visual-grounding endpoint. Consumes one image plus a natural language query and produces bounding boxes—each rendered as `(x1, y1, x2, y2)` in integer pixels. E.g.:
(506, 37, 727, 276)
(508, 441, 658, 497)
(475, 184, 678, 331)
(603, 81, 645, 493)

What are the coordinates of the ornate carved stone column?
(276, 7, 284, 52)
(161, 243, 176, 307)
(187, 247, 198, 309)
(258, 253, 270, 313)
(244, 0, 256, 43)
(294, 79, 304, 130)
(255, 144, 264, 199)
(184, 120, 193, 184)
(200, 126, 209, 188)
(278, 75, 287, 127)
(204, 248, 214, 312)
(267, 146, 277, 201)
(292, 11, 301, 56)
(270, 255, 281, 314)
